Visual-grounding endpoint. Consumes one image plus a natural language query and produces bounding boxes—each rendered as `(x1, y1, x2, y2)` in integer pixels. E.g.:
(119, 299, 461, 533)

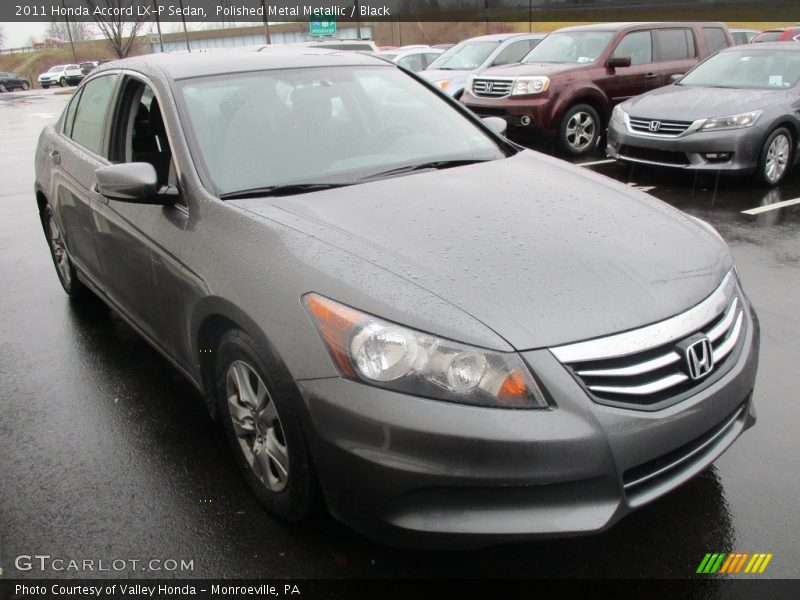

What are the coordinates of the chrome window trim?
(551, 270, 736, 363)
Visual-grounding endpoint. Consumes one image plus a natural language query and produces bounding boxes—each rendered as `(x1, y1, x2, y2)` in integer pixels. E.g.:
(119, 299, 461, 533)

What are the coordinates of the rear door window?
(654, 28, 696, 61)
(612, 31, 653, 65)
(703, 27, 728, 53)
(70, 75, 118, 156)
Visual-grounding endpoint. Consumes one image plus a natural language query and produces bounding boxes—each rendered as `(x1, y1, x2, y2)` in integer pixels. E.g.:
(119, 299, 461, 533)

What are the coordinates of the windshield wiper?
(360, 159, 492, 182)
(219, 183, 350, 200)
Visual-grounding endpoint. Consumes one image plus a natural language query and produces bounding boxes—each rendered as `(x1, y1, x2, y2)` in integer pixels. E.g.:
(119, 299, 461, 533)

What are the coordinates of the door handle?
(644, 73, 658, 80)
(50, 150, 60, 165)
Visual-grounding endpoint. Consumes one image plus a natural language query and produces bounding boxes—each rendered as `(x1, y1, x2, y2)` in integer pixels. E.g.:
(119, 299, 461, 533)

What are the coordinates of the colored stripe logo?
(696, 552, 773, 574)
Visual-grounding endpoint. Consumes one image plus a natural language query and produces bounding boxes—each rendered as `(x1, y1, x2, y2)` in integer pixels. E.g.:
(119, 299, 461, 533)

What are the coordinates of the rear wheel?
(21, 81, 29, 91)
(59, 77, 66, 87)
(43, 205, 86, 298)
(215, 329, 318, 522)
(42, 84, 50, 89)
(558, 104, 601, 157)
(757, 127, 794, 187)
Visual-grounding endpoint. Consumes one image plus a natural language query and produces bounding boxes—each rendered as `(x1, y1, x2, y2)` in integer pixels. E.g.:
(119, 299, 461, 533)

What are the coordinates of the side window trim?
(652, 27, 696, 62)
(62, 86, 84, 138)
(612, 29, 654, 65)
(65, 73, 122, 160)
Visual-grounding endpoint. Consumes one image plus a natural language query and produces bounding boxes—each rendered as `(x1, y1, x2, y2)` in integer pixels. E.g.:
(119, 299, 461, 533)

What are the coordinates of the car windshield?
(48, 66, 64, 72)
(179, 66, 506, 196)
(426, 40, 500, 70)
(523, 31, 614, 64)
(679, 49, 800, 89)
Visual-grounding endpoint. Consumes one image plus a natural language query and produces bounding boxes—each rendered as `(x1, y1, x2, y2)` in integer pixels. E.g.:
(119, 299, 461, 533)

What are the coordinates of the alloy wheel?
(565, 111, 596, 152)
(765, 133, 790, 184)
(226, 360, 290, 492)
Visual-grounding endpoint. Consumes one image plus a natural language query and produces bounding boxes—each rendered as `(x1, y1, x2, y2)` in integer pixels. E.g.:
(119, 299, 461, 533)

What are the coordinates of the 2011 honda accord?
(35, 50, 759, 549)
(607, 43, 800, 185)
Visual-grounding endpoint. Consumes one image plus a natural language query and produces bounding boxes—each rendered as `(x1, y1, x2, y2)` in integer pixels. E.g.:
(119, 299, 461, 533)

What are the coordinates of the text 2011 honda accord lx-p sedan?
(35, 51, 759, 548)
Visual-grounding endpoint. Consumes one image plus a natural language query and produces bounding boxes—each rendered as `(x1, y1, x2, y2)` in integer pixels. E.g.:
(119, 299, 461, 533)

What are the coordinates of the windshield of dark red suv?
(522, 31, 614, 64)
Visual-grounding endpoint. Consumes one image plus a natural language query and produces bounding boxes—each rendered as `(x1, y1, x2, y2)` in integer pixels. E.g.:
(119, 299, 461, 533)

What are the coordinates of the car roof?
(556, 21, 728, 33)
(92, 49, 391, 81)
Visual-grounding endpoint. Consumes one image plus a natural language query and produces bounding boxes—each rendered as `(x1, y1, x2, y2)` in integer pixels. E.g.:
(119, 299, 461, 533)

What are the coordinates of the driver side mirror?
(607, 56, 632, 69)
(95, 163, 178, 205)
(482, 116, 508, 136)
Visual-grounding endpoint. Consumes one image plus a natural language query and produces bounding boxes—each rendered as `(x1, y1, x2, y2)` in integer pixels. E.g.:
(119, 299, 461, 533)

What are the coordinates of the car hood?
(231, 151, 732, 350)
(478, 62, 583, 78)
(622, 84, 785, 120)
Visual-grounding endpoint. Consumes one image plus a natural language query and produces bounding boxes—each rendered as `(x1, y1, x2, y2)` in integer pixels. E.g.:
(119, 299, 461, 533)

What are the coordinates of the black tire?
(557, 103, 601, 157)
(59, 77, 66, 87)
(215, 329, 318, 522)
(756, 127, 795, 187)
(21, 81, 30, 91)
(42, 205, 86, 298)
(42, 85, 50, 89)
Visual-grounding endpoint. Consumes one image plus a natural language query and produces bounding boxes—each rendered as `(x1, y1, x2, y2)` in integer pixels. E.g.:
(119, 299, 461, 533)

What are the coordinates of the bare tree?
(84, 0, 149, 58)
(46, 20, 95, 42)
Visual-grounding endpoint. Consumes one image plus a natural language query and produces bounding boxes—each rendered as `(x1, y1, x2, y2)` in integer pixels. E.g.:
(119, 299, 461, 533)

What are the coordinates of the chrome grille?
(471, 78, 513, 98)
(551, 272, 746, 410)
(629, 116, 694, 136)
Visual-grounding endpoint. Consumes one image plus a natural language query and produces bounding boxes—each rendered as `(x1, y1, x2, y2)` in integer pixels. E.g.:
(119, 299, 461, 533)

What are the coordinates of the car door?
(49, 74, 118, 283)
(600, 30, 656, 103)
(92, 76, 196, 366)
(652, 28, 698, 86)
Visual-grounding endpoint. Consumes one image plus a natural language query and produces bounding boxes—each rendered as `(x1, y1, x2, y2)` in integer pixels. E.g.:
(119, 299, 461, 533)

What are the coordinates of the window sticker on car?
(768, 75, 783, 87)
(577, 56, 593, 63)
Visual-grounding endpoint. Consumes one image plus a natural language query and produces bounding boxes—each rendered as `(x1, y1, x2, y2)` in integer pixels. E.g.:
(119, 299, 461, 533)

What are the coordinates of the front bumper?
(297, 303, 759, 549)
(607, 118, 764, 174)
(462, 93, 557, 132)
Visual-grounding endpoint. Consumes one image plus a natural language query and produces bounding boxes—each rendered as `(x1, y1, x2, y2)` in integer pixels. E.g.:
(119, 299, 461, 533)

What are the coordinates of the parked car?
(303, 39, 379, 52)
(607, 43, 800, 186)
(0, 72, 30, 92)
(375, 46, 444, 72)
(80, 61, 98, 76)
(35, 51, 758, 548)
(730, 28, 760, 45)
(38, 64, 83, 88)
(461, 22, 734, 156)
(752, 27, 800, 43)
(432, 43, 455, 51)
(420, 33, 547, 99)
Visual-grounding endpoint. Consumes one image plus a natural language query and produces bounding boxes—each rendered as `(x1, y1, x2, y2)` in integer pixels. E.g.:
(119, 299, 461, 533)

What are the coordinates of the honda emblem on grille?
(486, 82, 494, 92)
(648, 120, 662, 132)
(685, 337, 714, 380)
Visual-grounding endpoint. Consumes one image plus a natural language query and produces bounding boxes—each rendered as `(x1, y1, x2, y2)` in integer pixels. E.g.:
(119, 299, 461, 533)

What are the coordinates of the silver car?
(607, 43, 800, 186)
(35, 50, 758, 548)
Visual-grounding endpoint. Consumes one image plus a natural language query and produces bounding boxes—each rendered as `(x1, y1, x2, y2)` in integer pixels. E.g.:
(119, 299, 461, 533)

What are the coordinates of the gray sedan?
(35, 50, 758, 548)
(607, 43, 800, 186)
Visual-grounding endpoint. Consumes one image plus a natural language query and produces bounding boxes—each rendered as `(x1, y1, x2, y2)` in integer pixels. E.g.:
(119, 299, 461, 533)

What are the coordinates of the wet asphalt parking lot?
(1, 89, 798, 580)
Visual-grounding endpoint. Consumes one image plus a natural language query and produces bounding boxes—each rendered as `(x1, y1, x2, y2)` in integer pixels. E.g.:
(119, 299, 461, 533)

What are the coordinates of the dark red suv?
(461, 22, 733, 155)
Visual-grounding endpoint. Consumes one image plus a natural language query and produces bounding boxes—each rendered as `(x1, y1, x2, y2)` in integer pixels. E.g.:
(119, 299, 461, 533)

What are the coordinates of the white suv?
(38, 64, 83, 89)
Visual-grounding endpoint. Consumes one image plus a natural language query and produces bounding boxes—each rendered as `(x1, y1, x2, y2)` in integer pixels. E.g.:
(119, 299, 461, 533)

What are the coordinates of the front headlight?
(511, 76, 549, 96)
(433, 79, 451, 91)
(700, 110, 762, 132)
(304, 294, 548, 409)
(611, 104, 628, 124)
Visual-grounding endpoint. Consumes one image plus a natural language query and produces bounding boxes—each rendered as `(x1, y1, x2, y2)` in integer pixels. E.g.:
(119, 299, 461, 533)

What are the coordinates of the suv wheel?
(59, 77, 66, 87)
(43, 205, 86, 298)
(215, 330, 318, 522)
(558, 104, 601, 157)
(21, 81, 29, 91)
(757, 127, 794, 187)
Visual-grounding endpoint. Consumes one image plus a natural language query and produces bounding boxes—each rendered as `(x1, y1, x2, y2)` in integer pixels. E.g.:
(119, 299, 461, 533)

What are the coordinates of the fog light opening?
(520, 116, 532, 126)
(703, 152, 732, 163)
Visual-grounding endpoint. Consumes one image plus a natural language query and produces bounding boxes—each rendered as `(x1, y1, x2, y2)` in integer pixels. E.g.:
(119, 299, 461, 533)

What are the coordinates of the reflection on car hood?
(231, 151, 732, 349)
(477, 62, 583, 78)
(623, 84, 785, 120)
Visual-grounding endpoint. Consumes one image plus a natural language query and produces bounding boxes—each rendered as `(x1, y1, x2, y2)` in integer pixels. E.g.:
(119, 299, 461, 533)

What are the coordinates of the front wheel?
(757, 127, 795, 187)
(59, 77, 66, 87)
(557, 104, 601, 157)
(215, 330, 318, 522)
(21, 81, 30, 91)
(42, 84, 50, 89)
(43, 205, 86, 298)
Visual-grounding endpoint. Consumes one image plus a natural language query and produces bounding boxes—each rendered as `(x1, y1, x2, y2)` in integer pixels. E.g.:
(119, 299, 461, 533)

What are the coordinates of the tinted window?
(62, 87, 83, 137)
(731, 31, 748, 45)
(492, 40, 535, 66)
(703, 28, 728, 53)
(397, 53, 424, 72)
(654, 28, 695, 61)
(612, 31, 653, 65)
(70, 75, 118, 155)
(753, 31, 782, 43)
